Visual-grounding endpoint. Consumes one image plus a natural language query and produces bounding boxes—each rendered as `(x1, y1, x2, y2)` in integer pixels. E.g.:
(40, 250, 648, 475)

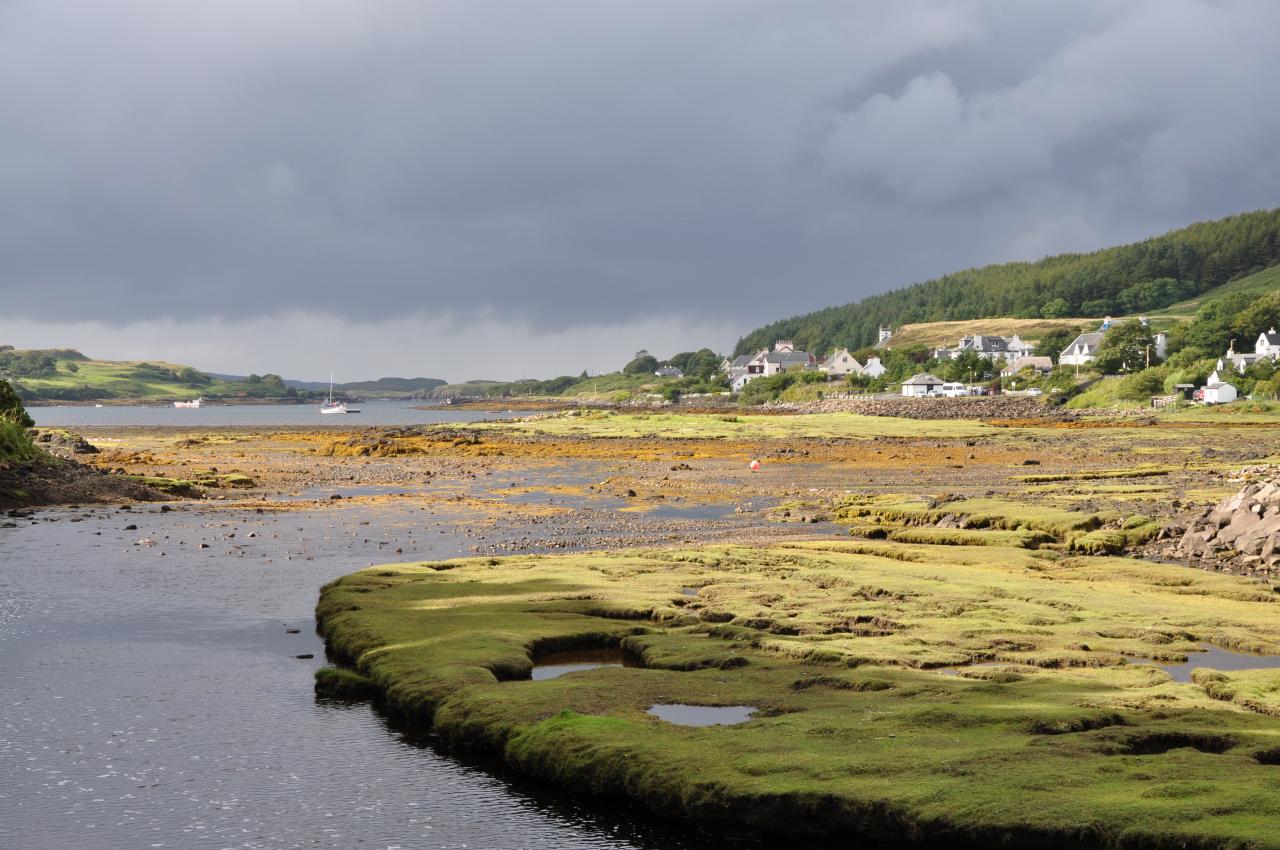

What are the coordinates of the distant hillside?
(4, 349, 448, 401)
(736, 208, 1280, 356)
(1, 349, 309, 401)
(288, 376, 448, 394)
(1152, 262, 1280, 319)
(338, 377, 446, 394)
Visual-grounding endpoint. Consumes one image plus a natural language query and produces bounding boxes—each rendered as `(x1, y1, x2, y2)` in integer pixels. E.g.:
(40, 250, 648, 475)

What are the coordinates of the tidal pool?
(531, 648, 644, 680)
(646, 704, 757, 726)
(1127, 644, 1280, 682)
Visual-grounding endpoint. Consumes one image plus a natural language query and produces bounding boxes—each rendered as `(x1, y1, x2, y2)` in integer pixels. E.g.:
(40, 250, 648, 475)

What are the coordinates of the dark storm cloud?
(3, 0, 1279, 333)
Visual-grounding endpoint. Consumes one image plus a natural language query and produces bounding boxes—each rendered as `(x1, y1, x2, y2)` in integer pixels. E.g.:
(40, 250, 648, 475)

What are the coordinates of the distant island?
(0, 347, 445, 403)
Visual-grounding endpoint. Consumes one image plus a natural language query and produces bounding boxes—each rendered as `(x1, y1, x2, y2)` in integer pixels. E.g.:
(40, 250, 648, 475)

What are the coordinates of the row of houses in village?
(712, 322, 1280, 403)
(724, 341, 886, 391)
(1190, 327, 1280, 405)
(931, 334, 1036, 365)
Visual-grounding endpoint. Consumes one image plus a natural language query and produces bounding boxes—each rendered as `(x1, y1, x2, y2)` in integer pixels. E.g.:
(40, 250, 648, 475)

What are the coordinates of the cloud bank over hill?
(2, 1, 1278, 379)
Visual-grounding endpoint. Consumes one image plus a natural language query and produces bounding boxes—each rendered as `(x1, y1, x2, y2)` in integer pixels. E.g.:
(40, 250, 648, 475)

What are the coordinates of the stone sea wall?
(770, 396, 1057, 420)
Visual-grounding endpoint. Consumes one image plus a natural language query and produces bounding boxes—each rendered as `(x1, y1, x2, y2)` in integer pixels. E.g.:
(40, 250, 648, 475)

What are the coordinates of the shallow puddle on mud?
(937, 662, 1020, 677)
(531, 648, 644, 680)
(1126, 644, 1280, 682)
(646, 704, 756, 726)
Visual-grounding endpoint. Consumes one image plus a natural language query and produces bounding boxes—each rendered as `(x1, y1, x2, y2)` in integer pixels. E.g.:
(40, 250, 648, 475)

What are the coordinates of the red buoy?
(749, 459, 762, 472)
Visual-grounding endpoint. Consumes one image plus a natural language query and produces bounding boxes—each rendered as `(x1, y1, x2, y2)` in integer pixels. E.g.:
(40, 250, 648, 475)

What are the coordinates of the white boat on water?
(174, 397, 203, 409)
(320, 375, 360, 415)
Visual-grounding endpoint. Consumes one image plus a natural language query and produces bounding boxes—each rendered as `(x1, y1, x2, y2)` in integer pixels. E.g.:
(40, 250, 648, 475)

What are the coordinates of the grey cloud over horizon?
(3, 0, 1280, 371)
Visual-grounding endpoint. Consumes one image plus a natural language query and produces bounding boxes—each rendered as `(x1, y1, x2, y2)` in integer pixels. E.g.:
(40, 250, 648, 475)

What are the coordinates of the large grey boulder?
(1173, 474, 1280, 576)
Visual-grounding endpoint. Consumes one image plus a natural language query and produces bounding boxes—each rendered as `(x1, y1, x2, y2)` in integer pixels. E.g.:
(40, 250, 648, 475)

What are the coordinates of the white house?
(877, 326, 894, 345)
(763, 349, 814, 376)
(1256, 328, 1280, 359)
(1202, 382, 1238, 405)
(1000, 356, 1053, 377)
(861, 356, 886, 378)
(729, 341, 814, 391)
(1211, 329, 1280, 380)
(655, 365, 683, 378)
(901, 373, 944, 397)
(728, 351, 765, 391)
(1060, 331, 1104, 366)
(818, 348, 862, 377)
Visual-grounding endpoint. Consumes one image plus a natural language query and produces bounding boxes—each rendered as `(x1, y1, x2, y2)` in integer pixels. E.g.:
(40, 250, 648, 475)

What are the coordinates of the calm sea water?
(0, 496, 711, 850)
(28, 399, 533, 428)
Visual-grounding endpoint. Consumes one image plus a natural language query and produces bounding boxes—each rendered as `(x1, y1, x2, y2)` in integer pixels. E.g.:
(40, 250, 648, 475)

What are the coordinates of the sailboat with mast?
(320, 374, 360, 415)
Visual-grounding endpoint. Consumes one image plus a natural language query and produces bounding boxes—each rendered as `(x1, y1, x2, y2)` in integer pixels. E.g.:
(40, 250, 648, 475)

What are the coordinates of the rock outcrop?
(1170, 476, 1280, 577)
(32, 428, 99, 456)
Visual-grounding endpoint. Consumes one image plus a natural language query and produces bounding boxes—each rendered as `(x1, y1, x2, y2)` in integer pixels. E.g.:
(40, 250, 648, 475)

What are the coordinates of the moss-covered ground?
(319, 542, 1280, 848)
(474, 409, 1002, 440)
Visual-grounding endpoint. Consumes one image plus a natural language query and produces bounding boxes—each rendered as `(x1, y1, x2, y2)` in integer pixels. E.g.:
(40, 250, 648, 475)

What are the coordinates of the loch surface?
(27, 399, 530, 428)
(0, 501, 708, 850)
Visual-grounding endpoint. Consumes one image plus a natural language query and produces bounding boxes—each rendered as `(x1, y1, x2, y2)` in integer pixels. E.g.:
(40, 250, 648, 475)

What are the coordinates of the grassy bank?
(318, 542, 1280, 848)
(0, 420, 38, 466)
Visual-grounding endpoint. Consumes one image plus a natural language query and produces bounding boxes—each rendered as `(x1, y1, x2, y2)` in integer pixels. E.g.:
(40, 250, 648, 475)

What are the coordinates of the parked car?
(1025, 388, 1043, 396)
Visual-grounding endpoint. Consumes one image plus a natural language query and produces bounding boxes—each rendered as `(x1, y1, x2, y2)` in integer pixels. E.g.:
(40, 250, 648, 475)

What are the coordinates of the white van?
(940, 382, 969, 397)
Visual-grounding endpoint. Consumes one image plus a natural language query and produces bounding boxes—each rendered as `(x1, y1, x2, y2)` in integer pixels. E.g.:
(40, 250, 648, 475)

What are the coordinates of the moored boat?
(174, 397, 203, 409)
(320, 375, 360, 414)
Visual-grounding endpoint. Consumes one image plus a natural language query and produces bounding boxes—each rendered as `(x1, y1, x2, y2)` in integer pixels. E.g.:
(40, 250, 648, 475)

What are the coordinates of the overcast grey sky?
(3, 0, 1278, 381)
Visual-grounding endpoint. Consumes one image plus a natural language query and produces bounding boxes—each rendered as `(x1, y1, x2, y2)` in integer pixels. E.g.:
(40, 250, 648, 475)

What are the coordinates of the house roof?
(820, 349, 861, 368)
(903, 372, 944, 386)
(764, 351, 811, 365)
(1261, 329, 1280, 345)
(956, 334, 1031, 354)
(1004, 356, 1053, 371)
(730, 354, 754, 368)
(1206, 382, 1235, 390)
(1061, 332, 1103, 355)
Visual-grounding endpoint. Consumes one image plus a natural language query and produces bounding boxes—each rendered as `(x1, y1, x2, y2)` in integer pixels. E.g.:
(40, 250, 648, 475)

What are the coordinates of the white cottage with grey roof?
(818, 348, 862, 377)
(729, 341, 815, 391)
(1059, 332, 1104, 366)
(901, 373, 944, 397)
(1257, 328, 1280, 359)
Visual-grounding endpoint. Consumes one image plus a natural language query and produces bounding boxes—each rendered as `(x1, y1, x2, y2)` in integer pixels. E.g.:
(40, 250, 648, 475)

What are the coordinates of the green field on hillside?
(1155, 263, 1280, 319)
(11, 358, 232, 400)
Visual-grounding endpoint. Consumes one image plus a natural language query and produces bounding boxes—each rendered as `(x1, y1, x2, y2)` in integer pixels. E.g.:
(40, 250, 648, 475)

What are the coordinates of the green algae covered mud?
(317, 542, 1280, 848)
